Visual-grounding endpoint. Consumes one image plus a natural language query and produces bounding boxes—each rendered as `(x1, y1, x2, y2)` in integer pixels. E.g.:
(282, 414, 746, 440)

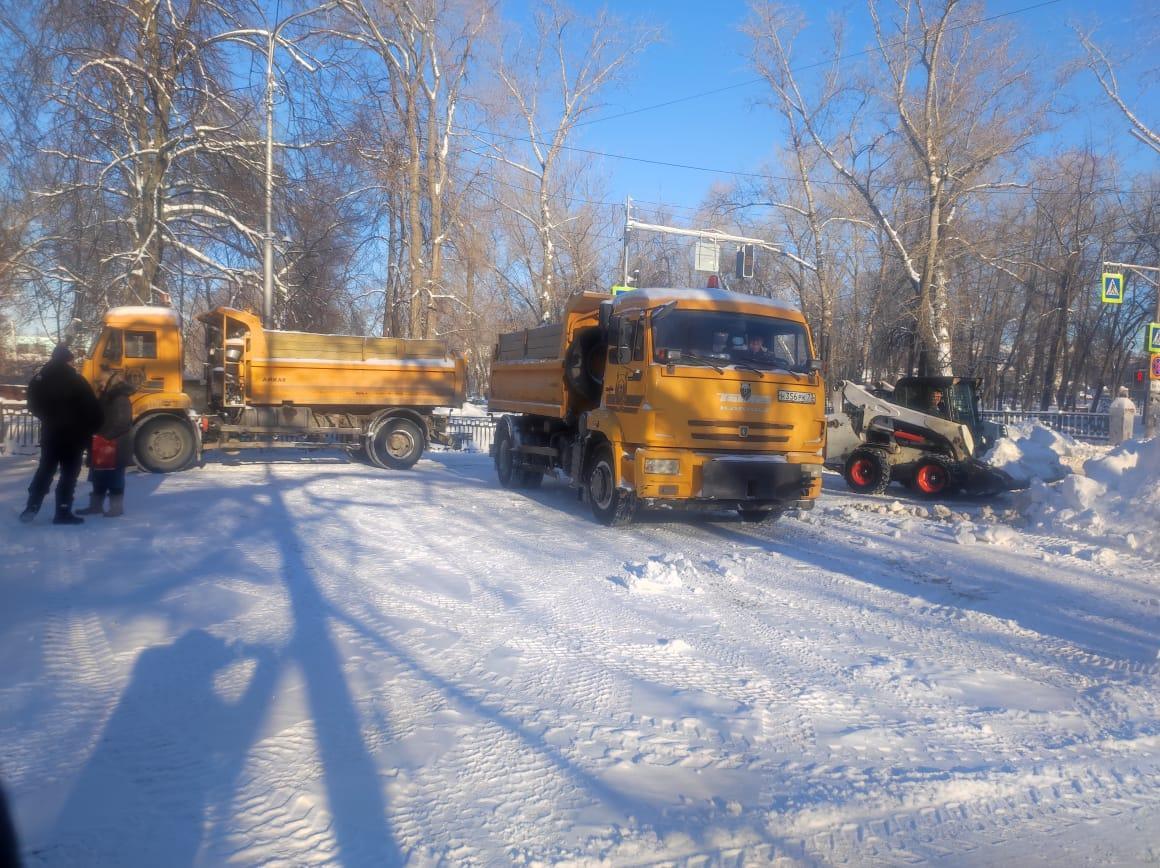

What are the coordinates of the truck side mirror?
(808, 358, 823, 373)
(598, 301, 613, 335)
(616, 346, 632, 365)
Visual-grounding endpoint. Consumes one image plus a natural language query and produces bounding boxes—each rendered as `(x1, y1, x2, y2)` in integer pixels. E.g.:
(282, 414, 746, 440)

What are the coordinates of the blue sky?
(515, 0, 1158, 222)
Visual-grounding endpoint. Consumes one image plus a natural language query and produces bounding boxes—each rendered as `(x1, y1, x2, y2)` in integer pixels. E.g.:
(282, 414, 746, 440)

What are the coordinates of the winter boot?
(52, 505, 84, 526)
(19, 501, 40, 523)
(104, 494, 124, 518)
(76, 493, 106, 516)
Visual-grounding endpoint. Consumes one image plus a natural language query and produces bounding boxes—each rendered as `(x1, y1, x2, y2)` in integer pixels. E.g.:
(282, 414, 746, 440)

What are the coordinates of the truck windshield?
(652, 310, 811, 373)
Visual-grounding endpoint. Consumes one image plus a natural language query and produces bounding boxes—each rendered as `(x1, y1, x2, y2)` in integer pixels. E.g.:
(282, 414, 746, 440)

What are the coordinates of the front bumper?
(631, 448, 823, 505)
(700, 457, 822, 502)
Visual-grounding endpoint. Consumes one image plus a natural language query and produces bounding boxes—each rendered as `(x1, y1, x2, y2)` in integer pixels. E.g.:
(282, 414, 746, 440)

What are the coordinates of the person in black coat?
(20, 344, 103, 525)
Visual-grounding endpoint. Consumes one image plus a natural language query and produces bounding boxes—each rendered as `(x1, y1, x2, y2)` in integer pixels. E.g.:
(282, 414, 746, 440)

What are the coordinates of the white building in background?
(1, 331, 56, 379)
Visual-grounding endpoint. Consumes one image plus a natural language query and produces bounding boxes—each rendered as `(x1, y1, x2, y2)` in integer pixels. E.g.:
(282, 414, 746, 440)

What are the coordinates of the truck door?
(605, 315, 647, 441)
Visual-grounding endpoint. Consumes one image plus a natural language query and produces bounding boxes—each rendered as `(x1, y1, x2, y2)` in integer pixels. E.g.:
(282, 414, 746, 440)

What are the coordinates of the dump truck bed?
(488, 293, 605, 418)
(202, 308, 466, 412)
(488, 323, 568, 418)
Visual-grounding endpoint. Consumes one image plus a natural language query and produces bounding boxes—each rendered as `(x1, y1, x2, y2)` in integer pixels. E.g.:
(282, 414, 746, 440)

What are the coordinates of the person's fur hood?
(102, 377, 137, 399)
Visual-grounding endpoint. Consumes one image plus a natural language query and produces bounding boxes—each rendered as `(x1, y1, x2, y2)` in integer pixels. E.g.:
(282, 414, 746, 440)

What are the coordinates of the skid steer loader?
(825, 376, 1017, 497)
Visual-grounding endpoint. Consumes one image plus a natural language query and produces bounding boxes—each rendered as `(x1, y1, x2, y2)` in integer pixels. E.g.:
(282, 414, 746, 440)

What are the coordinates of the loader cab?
(894, 377, 992, 449)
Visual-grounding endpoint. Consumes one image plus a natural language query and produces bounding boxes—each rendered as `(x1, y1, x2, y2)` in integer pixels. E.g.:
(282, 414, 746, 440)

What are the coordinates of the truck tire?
(565, 327, 605, 403)
(843, 447, 891, 495)
(135, 415, 196, 473)
(912, 454, 957, 497)
(495, 430, 518, 488)
(372, 417, 424, 469)
(495, 428, 543, 489)
(587, 445, 636, 526)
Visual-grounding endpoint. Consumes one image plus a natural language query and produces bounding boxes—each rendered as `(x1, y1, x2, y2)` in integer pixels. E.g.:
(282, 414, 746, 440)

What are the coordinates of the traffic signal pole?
(1104, 260, 1160, 437)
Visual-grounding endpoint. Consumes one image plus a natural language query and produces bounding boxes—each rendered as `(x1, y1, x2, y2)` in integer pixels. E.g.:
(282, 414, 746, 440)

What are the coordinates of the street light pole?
(263, 29, 276, 325)
(261, 3, 333, 326)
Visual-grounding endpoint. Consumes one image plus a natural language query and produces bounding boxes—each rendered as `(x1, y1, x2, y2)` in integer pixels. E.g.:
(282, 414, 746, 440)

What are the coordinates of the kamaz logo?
(740, 383, 752, 400)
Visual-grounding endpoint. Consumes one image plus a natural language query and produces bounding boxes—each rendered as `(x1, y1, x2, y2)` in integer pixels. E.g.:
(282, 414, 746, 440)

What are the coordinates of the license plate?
(778, 389, 815, 404)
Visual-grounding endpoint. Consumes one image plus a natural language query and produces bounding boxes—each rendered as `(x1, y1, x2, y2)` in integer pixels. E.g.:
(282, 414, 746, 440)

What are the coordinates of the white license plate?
(778, 390, 815, 404)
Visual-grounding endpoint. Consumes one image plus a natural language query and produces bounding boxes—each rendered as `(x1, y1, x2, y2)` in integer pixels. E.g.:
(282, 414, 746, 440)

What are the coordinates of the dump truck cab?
(489, 287, 827, 525)
(81, 306, 199, 472)
(594, 288, 826, 513)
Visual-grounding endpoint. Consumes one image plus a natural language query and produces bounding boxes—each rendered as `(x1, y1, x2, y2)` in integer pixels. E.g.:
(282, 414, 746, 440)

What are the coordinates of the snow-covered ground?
(1, 444, 1158, 866)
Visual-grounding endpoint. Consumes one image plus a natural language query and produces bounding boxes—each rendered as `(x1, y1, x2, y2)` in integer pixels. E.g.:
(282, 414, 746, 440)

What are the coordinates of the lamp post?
(262, 3, 333, 325)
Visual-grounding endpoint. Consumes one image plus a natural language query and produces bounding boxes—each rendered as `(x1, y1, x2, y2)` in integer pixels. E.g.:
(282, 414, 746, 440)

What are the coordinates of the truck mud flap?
(701, 459, 817, 502)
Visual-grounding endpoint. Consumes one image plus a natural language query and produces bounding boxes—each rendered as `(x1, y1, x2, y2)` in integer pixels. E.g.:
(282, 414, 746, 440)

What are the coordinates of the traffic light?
(735, 244, 755, 279)
(1136, 370, 1147, 384)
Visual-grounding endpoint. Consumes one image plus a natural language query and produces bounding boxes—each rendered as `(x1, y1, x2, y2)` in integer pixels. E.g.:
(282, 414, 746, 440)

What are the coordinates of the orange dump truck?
(487, 287, 827, 525)
(81, 305, 465, 472)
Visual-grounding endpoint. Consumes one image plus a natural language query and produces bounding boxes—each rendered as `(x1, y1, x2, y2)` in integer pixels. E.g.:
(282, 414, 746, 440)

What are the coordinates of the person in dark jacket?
(77, 374, 136, 518)
(20, 344, 103, 525)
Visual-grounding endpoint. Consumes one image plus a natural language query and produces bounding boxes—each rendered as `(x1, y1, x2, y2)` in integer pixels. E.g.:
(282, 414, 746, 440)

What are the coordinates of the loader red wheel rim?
(850, 458, 875, 487)
(916, 463, 947, 494)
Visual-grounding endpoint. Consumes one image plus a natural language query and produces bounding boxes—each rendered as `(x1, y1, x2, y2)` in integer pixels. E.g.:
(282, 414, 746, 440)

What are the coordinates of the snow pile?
(619, 553, 704, 594)
(1014, 437, 1160, 559)
(982, 423, 1076, 486)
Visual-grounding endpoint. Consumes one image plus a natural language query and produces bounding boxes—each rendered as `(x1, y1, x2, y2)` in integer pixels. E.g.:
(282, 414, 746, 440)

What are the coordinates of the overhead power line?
(557, 0, 1067, 133)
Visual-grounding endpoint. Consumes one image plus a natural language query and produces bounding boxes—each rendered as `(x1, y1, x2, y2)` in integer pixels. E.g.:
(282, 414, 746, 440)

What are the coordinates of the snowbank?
(981, 423, 1076, 486)
(1015, 436, 1160, 559)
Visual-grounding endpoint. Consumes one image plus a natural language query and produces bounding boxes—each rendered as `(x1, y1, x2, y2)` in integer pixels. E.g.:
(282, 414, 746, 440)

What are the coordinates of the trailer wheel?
(843, 447, 891, 495)
(912, 455, 957, 497)
(565, 327, 605, 403)
(135, 415, 196, 473)
(587, 445, 635, 526)
(372, 417, 424, 469)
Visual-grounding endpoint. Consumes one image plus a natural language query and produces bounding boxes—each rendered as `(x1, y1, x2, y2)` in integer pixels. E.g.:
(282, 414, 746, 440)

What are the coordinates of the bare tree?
(746, 0, 1039, 375)
(1075, 24, 1159, 156)
(479, 0, 657, 321)
(339, 0, 489, 338)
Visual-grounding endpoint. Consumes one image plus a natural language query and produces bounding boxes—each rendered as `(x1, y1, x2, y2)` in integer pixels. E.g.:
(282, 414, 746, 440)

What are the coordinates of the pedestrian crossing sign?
(1101, 273, 1124, 304)
(1148, 322, 1160, 354)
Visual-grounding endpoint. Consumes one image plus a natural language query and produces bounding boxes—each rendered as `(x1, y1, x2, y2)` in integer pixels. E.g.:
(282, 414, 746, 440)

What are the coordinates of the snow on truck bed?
(0, 443, 1158, 866)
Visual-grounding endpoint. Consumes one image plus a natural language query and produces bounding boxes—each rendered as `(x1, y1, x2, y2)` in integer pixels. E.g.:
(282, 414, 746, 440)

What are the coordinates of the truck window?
(102, 329, 123, 362)
(653, 310, 811, 372)
(125, 330, 158, 359)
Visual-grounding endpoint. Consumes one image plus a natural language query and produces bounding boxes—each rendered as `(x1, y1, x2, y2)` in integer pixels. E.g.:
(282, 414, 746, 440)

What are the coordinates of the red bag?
(91, 434, 117, 469)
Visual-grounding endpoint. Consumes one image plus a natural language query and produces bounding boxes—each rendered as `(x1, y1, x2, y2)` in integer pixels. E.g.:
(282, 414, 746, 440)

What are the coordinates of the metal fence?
(1, 407, 40, 455)
(444, 415, 498, 453)
(981, 410, 1109, 442)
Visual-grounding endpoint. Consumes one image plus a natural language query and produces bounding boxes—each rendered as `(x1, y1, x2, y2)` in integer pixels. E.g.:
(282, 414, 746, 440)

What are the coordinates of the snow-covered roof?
(104, 305, 181, 324)
(613, 287, 802, 318)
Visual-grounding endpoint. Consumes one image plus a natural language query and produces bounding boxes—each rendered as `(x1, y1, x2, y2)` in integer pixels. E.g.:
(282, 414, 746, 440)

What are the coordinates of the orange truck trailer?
(81, 305, 466, 472)
(487, 287, 827, 525)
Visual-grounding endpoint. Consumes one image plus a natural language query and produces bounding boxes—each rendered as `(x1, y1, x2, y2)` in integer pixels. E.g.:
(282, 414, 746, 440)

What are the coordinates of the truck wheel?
(373, 417, 424, 469)
(843, 447, 891, 495)
(738, 507, 784, 524)
(587, 445, 635, 526)
(912, 455, 957, 497)
(135, 415, 196, 473)
(565, 327, 605, 403)
(495, 431, 519, 488)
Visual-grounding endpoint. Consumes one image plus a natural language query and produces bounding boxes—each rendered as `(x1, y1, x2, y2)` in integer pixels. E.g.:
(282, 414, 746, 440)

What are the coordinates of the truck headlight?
(644, 458, 680, 475)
